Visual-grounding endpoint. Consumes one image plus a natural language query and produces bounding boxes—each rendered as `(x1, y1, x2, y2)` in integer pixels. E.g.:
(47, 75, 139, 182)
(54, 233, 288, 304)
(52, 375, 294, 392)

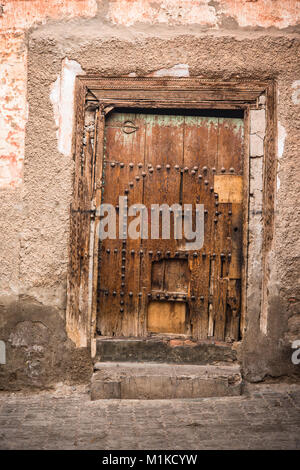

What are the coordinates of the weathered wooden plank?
(164, 259, 190, 293)
(66, 79, 95, 348)
(97, 112, 146, 336)
(212, 116, 244, 341)
(209, 201, 231, 341)
(91, 109, 105, 342)
(225, 279, 241, 341)
(217, 118, 244, 174)
(228, 203, 243, 279)
(142, 113, 184, 333)
(182, 116, 218, 339)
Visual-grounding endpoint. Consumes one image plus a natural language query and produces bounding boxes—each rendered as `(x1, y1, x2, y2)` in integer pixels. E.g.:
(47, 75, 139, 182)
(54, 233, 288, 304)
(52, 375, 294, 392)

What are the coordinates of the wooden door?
(97, 111, 244, 341)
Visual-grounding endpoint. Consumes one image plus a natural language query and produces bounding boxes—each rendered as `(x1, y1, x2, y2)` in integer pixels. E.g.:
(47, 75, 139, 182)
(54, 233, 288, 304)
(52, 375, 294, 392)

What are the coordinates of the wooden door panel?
(182, 116, 219, 338)
(97, 111, 244, 341)
(217, 118, 244, 174)
(141, 114, 185, 332)
(97, 113, 146, 336)
(67, 118, 95, 347)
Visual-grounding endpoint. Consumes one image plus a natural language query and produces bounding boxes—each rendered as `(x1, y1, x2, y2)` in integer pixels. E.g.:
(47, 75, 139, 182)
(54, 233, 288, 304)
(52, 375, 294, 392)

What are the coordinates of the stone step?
(91, 362, 242, 400)
(95, 336, 237, 365)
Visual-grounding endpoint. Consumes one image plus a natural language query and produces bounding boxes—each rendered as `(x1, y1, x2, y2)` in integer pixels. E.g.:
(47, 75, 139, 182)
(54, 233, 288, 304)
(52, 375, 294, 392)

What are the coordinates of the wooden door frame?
(69, 77, 276, 353)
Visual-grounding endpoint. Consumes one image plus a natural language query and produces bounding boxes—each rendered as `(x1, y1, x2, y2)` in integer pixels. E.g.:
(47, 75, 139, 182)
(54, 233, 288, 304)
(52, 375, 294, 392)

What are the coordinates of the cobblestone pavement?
(0, 383, 299, 450)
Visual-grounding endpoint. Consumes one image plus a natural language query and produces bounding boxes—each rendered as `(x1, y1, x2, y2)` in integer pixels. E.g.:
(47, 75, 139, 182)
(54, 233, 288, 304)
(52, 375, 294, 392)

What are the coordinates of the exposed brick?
(0, 0, 98, 31)
(106, 0, 300, 28)
(219, 0, 300, 29)
(107, 0, 218, 27)
(0, 0, 98, 188)
(0, 32, 26, 188)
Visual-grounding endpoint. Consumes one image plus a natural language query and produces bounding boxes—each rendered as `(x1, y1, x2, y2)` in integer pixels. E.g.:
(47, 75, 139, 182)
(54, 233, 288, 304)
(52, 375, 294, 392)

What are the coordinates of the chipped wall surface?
(50, 58, 85, 157)
(106, 0, 300, 28)
(0, 0, 97, 190)
(1, 0, 300, 190)
(0, 0, 300, 389)
(0, 0, 98, 30)
(0, 32, 27, 189)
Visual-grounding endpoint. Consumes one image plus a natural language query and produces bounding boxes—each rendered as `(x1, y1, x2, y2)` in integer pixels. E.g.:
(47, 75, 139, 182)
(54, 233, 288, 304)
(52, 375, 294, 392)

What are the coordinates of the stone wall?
(0, 0, 299, 389)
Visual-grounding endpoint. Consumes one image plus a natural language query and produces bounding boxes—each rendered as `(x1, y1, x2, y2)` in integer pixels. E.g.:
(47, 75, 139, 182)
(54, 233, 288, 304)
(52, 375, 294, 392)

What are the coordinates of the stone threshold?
(95, 335, 238, 365)
(91, 362, 242, 400)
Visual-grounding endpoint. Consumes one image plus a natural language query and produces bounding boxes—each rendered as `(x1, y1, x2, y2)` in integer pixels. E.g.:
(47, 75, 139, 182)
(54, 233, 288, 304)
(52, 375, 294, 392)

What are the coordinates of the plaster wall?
(0, 0, 299, 388)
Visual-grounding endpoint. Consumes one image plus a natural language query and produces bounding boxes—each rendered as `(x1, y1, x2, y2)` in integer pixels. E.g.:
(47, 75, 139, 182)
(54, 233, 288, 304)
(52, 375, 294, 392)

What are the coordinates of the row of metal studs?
(104, 249, 232, 259)
(107, 162, 236, 174)
(102, 290, 202, 301)
(115, 205, 229, 213)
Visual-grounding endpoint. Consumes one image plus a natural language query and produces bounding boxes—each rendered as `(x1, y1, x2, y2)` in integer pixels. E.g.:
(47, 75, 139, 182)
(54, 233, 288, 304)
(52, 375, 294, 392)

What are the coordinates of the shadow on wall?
(0, 298, 92, 391)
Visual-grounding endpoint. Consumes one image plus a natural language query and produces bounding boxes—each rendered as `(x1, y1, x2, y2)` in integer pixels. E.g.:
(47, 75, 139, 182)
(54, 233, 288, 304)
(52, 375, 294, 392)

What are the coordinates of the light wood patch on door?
(147, 301, 187, 334)
(214, 175, 243, 203)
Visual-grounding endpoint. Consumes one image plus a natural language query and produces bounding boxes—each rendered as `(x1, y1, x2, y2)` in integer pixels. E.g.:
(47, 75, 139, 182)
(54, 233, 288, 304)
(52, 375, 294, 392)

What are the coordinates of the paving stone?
(0, 383, 299, 449)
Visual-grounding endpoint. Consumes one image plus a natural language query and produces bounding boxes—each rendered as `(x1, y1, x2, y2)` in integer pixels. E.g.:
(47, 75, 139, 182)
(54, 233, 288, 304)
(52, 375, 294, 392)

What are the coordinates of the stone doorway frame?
(67, 77, 277, 355)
